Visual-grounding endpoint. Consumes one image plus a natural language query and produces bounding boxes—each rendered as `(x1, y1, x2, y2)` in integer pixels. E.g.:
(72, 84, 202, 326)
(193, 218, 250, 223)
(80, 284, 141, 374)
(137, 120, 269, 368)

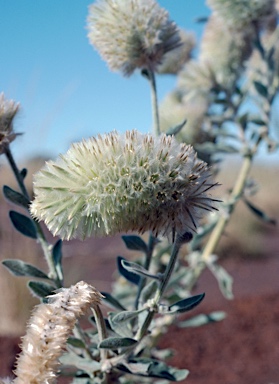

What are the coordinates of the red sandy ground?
(1, 249, 279, 384)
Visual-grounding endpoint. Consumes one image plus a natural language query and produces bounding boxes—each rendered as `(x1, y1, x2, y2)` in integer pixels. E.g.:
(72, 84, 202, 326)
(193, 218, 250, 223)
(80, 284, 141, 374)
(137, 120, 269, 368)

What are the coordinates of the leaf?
(28, 281, 55, 298)
(207, 262, 234, 300)
(179, 311, 226, 328)
(166, 120, 186, 136)
(60, 352, 101, 373)
(244, 199, 276, 226)
(3, 186, 30, 209)
(108, 312, 134, 338)
(120, 358, 189, 381)
(121, 259, 159, 280)
(254, 81, 268, 98)
(139, 280, 158, 306)
(100, 292, 126, 311)
(52, 239, 63, 265)
(9, 211, 37, 239)
(99, 337, 137, 349)
(67, 337, 86, 349)
(20, 168, 28, 179)
(2, 259, 49, 279)
(169, 293, 205, 314)
(195, 142, 238, 155)
(117, 256, 140, 285)
(122, 235, 148, 253)
(111, 309, 146, 324)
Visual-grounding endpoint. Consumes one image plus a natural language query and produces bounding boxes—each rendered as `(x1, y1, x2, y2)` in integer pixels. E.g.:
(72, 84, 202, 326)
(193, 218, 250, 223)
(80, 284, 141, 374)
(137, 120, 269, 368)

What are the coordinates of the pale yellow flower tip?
(87, 0, 181, 76)
(0, 93, 20, 155)
(13, 282, 102, 384)
(30, 130, 219, 240)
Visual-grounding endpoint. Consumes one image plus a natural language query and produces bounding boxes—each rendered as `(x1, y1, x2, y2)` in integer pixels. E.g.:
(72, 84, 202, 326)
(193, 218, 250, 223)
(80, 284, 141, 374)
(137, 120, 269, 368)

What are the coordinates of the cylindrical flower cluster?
(87, 0, 180, 76)
(199, 14, 255, 89)
(13, 282, 102, 384)
(31, 130, 218, 240)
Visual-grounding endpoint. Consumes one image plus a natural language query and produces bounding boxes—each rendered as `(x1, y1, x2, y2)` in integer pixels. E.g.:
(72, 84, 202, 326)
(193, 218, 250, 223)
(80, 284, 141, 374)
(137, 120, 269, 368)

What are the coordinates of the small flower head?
(13, 282, 102, 384)
(207, 0, 275, 29)
(87, 0, 180, 76)
(31, 130, 218, 240)
(0, 93, 20, 155)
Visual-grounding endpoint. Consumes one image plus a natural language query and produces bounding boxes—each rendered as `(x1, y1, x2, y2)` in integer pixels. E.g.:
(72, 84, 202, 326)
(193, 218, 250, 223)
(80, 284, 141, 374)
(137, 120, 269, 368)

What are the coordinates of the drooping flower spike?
(13, 282, 102, 384)
(31, 130, 218, 240)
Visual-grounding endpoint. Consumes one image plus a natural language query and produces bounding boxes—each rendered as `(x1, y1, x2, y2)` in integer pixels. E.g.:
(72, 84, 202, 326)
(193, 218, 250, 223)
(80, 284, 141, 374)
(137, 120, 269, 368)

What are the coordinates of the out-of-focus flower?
(13, 282, 102, 384)
(178, 60, 216, 98)
(199, 15, 254, 89)
(31, 130, 218, 240)
(157, 29, 196, 75)
(87, 0, 180, 76)
(160, 91, 209, 144)
(207, 0, 276, 29)
(0, 93, 20, 155)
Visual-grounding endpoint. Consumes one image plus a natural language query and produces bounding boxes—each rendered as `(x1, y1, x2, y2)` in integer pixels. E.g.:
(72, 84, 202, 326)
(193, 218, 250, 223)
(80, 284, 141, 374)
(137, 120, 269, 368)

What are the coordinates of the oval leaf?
(99, 337, 137, 349)
(2, 259, 49, 279)
(111, 309, 145, 324)
(254, 81, 268, 98)
(122, 235, 148, 253)
(179, 311, 226, 328)
(52, 239, 63, 266)
(28, 281, 55, 298)
(3, 186, 30, 209)
(169, 293, 205, 314)
(207, 262, 234, 300)
(9, 211, 37, 239)
(117, 256, 140, 285)
(67, 337, 86, 349)
(101, 292, 126, 311)
(121, 260, 159, 280)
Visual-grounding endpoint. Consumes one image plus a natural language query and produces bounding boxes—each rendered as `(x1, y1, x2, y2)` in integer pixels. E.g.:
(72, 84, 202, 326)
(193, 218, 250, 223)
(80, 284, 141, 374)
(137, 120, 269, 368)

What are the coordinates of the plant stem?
(135, 233, 156, 309)
(135, 239, 182, 340)
(201, 153, 253, 263)
(5, 146, 60, 284)
(92, 304, 108, 361)
(147, 69, 161, 136)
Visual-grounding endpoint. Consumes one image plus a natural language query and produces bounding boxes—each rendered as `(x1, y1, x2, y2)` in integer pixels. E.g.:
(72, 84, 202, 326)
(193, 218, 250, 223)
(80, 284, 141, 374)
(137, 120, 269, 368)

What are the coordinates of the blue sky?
(1, 1, 210, 161)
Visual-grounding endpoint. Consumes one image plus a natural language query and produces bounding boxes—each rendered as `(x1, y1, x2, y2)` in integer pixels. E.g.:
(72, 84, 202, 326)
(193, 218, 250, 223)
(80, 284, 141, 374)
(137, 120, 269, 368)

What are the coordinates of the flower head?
(31, 130, 218, 240)
(199, 15, 254, 89)
(87, 0, 180, 76)
(0, 93, 20, 155)
(207, 0, 275, 29)
(13, 282, 102, 384)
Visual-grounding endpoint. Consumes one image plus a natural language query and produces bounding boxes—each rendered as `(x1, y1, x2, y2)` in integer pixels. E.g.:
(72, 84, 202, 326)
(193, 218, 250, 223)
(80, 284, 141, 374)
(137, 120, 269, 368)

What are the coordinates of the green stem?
(92, 304, 108, 361)
(5, 146, 60, 284)
(135, 233, 156, 309)
(201, 153, 253, 263)
(135, 239, 182, 340)
(148, 69, 161, 136)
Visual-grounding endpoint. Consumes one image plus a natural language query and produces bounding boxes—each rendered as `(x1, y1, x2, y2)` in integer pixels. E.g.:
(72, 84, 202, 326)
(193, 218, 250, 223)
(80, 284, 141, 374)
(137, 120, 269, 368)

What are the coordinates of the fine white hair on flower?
(87, 0, 181, 76)
(30, 130, 219, 240)
(13, 282, 102, 384)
